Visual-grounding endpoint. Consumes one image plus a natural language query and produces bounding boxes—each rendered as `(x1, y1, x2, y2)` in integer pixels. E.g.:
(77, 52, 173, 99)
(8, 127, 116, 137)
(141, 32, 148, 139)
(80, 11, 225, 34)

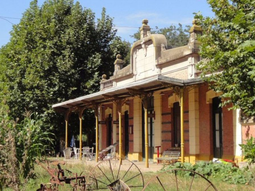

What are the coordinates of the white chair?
(83, 147, 94, 160)
(73, 147, 80, 159)
(99, 143, 118, 160)
(63, 147, 72, 159)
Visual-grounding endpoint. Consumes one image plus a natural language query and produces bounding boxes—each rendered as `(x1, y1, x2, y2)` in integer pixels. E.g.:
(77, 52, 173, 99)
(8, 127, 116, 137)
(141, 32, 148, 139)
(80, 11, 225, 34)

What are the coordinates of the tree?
(156, 24, 190, 48)
(131, 23, 190, 48)
(0, 0, 129, 140)
(196, 0, 255, 117)
(110, 36, 131, 67)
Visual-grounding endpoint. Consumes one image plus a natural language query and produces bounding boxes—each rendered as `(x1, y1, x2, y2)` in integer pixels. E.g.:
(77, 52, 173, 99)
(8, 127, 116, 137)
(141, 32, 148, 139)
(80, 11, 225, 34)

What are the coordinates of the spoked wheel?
(87, 157, 144, 190)
(142, 169, 218, 191)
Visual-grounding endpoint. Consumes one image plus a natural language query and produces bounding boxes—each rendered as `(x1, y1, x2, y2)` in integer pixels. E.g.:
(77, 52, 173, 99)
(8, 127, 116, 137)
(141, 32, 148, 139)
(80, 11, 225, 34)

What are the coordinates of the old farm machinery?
(36, 160, 86, 191)
(37, 158, 218, 191)
(37, 158, 144, 191)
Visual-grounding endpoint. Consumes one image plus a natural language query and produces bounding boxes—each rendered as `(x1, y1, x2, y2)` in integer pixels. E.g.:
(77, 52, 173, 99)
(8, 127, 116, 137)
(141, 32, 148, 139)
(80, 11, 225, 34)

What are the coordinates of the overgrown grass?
(143, 169, 254, 191)
(162, 162, 255, 185)
(159, 161, 255, 191)
(3, 159, 255, 190)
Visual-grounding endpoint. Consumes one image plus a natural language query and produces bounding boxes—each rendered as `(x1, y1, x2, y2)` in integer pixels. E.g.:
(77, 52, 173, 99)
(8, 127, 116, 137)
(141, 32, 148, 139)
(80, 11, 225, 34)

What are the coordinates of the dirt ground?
(50, 157, 164, 173)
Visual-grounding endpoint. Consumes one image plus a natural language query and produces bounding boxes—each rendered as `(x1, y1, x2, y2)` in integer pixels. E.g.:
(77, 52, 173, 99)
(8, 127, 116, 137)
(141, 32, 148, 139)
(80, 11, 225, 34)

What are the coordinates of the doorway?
(212, 97, 223, 158)
(172, 102, 180, 147)
(107, 114, 112, 146)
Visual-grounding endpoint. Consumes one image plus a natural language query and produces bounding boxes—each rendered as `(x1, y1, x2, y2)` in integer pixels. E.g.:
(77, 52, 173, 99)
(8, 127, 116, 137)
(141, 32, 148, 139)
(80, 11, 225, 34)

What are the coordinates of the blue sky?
(0, 0, 214, 47)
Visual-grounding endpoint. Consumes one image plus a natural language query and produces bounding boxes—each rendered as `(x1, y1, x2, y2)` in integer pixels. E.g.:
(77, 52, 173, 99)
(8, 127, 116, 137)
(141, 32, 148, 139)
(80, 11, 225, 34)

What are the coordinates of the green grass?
(2, 159, 255, 191)
(142, 171, 254, 191)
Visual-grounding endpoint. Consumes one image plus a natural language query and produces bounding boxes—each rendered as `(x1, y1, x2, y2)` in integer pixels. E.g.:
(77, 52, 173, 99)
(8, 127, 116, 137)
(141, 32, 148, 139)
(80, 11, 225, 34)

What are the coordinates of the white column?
(234, 109, 242, 157)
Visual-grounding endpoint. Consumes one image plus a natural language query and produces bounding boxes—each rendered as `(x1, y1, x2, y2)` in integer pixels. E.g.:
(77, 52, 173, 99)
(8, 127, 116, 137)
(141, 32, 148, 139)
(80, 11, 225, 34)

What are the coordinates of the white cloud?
(125, 11, 193, 29)
(150, 17, 194, 26)
(113, 26, 138, 42)
(127, 12, 160, 20)
(113, 11, 195, 43)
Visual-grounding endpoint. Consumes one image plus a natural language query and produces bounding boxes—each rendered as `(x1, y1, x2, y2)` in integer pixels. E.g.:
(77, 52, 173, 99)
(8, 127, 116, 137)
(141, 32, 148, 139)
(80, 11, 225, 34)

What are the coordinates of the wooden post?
(95, 106, 99, 162)
(79, 107, 86, 160)
(79, 113, 83, 160)
(65, 111, 70, 149)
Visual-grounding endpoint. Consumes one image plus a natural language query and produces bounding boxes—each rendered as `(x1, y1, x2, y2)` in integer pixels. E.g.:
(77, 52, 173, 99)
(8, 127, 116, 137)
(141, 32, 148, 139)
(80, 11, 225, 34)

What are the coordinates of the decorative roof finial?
(189, 19, 202, 33)
(101, 74, 107, 81)
(140, 19, 151, 39)
(188, 19, 202, 52)
(142, 19, 148, 25)
(113, 54, 125, 76)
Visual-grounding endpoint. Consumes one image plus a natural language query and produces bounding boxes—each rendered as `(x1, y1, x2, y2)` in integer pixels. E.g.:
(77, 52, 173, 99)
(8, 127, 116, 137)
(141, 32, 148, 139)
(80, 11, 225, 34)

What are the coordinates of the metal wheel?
(87, 157, 144, 190)
(142, 169, 218, 191)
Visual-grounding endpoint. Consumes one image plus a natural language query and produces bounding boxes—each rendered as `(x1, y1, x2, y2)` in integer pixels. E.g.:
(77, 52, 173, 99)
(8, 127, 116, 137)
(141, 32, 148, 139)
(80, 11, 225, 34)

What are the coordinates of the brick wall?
(198, 84, 235, 159)
(199, 84, 213, 156)
(129, 99, 134, 153)
(161, 91, 173, 151)
(222, 106, 234, 156)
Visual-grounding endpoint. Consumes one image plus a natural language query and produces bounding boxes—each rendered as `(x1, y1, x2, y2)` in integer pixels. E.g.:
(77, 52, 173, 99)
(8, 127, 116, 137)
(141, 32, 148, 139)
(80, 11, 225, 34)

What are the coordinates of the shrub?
(162, 161, 253, 185)
(239, 136, 255, 165)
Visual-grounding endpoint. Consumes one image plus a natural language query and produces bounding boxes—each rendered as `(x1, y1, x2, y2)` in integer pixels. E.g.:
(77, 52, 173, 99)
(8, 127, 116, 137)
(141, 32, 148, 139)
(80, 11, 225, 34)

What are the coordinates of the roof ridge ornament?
(140, 19, 151, 39)
(188, 19, 202, 52)
(114, 54, 125, 76)
(189, 19, 202, 33)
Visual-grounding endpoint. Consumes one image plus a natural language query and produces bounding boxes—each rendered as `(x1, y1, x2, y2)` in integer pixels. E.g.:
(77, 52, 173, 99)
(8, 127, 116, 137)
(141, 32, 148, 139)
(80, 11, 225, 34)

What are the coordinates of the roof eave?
(52, 75, 204, 112)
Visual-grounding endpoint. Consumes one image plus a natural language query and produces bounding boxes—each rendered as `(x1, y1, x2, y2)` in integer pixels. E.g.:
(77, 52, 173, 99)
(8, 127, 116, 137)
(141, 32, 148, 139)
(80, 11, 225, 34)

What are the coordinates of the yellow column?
(95, 107, 99, 162)
(65, 119, 68, 149)
(180, 88, 184, 163)
(114, 99, 123, 165)
(79, 114, 83, 160)
(65, 111, 70, 149)
(79, 108, 85, 160)
(141, 94, 149, 168)
(144, 107, 149, 168)
(119, 110, 122, 165)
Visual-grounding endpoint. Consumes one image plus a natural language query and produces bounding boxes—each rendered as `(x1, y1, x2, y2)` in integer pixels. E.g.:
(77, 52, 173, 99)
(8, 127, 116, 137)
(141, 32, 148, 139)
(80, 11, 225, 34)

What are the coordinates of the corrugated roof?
(52, 74, 203, 112)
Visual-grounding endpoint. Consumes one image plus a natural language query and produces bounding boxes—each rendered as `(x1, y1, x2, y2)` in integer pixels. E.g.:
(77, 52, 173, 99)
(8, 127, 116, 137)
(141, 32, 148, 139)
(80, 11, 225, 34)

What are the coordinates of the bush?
(239, 136, 255, 165)
(162, 161, 253, 185)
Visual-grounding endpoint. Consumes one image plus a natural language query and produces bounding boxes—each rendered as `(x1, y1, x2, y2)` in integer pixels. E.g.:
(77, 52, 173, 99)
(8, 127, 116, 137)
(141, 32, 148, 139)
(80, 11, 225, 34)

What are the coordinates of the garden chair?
(73, 147, 80, 159)
(83, 147, 94, 160)
(63, 147, 72, 159)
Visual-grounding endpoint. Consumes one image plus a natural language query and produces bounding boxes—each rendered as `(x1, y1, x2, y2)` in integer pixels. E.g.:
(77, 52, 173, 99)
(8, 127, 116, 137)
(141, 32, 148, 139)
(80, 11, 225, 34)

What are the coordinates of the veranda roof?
(52, 74, 203, 112)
